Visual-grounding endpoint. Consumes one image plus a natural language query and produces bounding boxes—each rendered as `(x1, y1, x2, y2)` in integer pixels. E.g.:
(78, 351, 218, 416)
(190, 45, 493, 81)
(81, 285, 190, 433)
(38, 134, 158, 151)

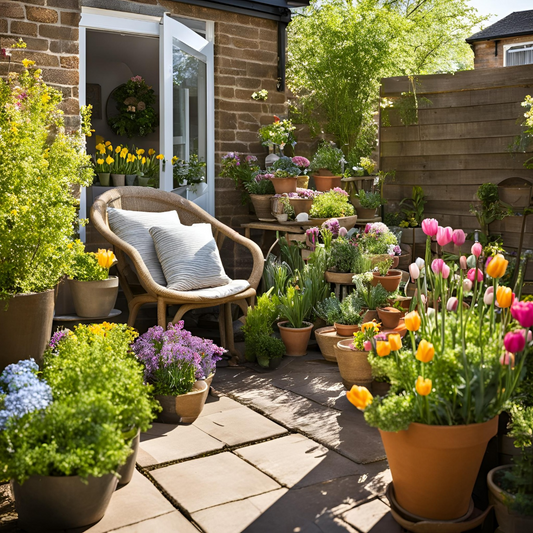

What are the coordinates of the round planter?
(278, 321, 313, 356)
(371, 269, 402, 292)
(126, 174, 137, 186)
(250, 194, 275, 221)
(313, 175, 343, 192)
(377, 307, 402, 329)
(334, 322, 361, 337)
(488, 465, 533, 532)
(397, 226, 426, 245)
(98, 172, 110, 186)
(380, 416, 498, 521)
(269, 176, 298, 194)
(111, 173, 125, 187)
(117, 429, 140, 486)
(324, 271, 355, 284)
(275, 214, 288, 223)
(156, 380, 209, 425)
(289, 197, 313, 216)
(356, 207, 377, 219)
(138, 176, 150, 187)
(297, 175, 309, 189)
(0, 289, 54, 371)
(12, 473, 118, 531)
(362, 309, 378, 323)
(498, 177, 532, 210)
(315, 326, 351, 362)
(68, 276, 119, 319)
(391, 256, 400, 269)
(334, 339, 372, 389)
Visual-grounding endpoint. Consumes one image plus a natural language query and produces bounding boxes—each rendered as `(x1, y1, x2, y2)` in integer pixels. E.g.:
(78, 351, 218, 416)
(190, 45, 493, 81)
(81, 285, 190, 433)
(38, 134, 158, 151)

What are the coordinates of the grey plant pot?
(117, 430, 140, 486)
(68, 276, 119, 318)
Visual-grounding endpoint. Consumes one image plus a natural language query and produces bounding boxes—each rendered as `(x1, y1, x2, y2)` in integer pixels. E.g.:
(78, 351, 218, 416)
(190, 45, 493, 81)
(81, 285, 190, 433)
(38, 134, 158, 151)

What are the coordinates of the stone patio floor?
(0, 348, 402, 533)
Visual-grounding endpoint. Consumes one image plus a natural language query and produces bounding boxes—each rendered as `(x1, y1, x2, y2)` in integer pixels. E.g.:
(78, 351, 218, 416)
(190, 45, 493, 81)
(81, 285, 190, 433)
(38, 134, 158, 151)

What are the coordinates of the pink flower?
(409, 263, 420, 281)
(467, 268, 483, 283)
(500, 352, 515, 367)
(452, 229, 466, 246)
(484, 286, 494, 305)
(421, 218, 438, 237)
(437, 226, 453, 246)
(504, 331, 526, 354)
(471, 243, 483, 258)
(431, 259, 444, 275)
(463, 279, 473, 292)
(510, 301, 533, 328)
(460, 256, 467, 270)
(364, 224, 371, 234)
(292, 156, 310, 168)
(339, 227, 348, 237)
(420, 293, 427, 305)
(363, 340, 372, 352)
(441, 264, 450, 279)
(446, 297, 458, 312)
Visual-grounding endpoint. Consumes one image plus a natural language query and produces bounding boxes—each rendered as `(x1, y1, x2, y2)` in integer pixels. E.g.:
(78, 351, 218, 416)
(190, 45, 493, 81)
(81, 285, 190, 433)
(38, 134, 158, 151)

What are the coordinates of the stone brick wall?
(472, 35, 533, 69)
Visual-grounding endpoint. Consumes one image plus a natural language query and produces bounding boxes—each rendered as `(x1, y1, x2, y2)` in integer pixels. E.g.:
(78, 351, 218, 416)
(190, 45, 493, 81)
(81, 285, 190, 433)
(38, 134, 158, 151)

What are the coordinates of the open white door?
(160, 14, 214, 215)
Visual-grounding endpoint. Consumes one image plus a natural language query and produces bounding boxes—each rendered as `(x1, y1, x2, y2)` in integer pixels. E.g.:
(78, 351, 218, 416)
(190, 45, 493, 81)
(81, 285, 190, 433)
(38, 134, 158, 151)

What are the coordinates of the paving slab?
(138, 423, 224, 467)
(235, 434, 379, 489)
(199, 395, 243, 417)
(107, 511, 198, 533)
(342, 498, 402, 533)
(314, 515, 359, 533)
(193, 406, 287, 446)
(151, 452, 281, 513)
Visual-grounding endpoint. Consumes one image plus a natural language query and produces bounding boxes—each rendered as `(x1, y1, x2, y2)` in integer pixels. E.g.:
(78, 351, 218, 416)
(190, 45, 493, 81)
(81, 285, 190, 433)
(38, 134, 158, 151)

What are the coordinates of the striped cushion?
(107, 208, 180, 286)
(149, 223, 231, 291)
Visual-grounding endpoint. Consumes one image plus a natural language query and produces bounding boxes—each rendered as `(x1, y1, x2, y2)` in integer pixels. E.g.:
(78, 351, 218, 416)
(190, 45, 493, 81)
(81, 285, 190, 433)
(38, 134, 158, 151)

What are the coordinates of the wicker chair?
(90, 187, 263, 358)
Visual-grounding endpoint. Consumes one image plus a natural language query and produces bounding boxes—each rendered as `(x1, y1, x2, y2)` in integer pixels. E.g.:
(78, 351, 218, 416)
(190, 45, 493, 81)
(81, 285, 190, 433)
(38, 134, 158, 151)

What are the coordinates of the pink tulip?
(484, 286, 494, 305)
(441, 264, 450, 279)
(364, 224, 371, 234)
(446, 297, 458, 312)
(409, 263, 420, 281)
(529, 330, 533, 342)
(471, 243, 483, 258)
(452, 229, 466, 246)
(500, 352, 515, 367)
(510, 301, 533, 328)
(421, 218, 439, 237)
(420, 294, 427, 305)
(363, 340, 372, 352)
(460, 256, 467, 270)
(431, 258, 444, 274)
(504, 330, 526, 353)
(339, 227, 348, 237)
(463, 279, 473, 292)
(437, 226, 453, 246)
(467, 268, 483, 283)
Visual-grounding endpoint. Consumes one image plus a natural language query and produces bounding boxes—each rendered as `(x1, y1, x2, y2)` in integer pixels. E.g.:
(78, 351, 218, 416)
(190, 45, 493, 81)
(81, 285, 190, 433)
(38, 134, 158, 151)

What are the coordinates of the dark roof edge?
(466, 29, 533, 43)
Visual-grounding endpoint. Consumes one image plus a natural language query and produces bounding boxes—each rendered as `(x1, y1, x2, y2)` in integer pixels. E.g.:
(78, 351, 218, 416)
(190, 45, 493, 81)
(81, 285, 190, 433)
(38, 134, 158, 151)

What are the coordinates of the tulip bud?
(420, 293, 427, 305)
(466, 255, 477, 269)
(441, 264, 450, 279)
(437, 226, 453, 246)
(431, 258, 444, 275)
(496, 286, 514, 309)
(460, 256, 467, 270)
(405, 311, 421, 332)
(471, 243, 483, 258)
(388, 333, 402, 351)
(500, 352, 515, 367)
(409, 263, 420, 281)
(339, 227, 348, 237)
(484, 286, 494, 305)
(504, 330, 526, 354)
(528, 330, 532, 342)
(363, 340, 372, 352)
(467, 268, 483, 283)
(376, 341, 391, 357)
(446, 297, 459, 312)
(463, 279, 473, 292)
(415, 257, 425, 270)
(486, 253, 508, 279)
(452, 229, 466, 246)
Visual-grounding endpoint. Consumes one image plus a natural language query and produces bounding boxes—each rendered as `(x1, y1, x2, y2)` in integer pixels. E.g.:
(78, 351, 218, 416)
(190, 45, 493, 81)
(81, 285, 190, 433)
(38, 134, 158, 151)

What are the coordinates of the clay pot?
(278, 321, 313, 356)
(391, 256, 400, 269)
(250, 194, 275, 221)
(362, 309, 378, 323)
(324, 271, 355, 284)
(334, 338, 372, 389)
(156, 380, 209, 424)
(356, 207, 377, 219)
(334, 323, 361, 337)
(314, 326, 351, 362)
(297, 175, 309, 189)
(371, 269, 402, 292)
(68, 276, 119, 318)
(111, 173, 125, 186)
(380, 417, 498, 520)
(269, 176, 298, 194)
(313, 175, 343, 191)
(377, 307, 402, 329)
(289, 197, 313, 216)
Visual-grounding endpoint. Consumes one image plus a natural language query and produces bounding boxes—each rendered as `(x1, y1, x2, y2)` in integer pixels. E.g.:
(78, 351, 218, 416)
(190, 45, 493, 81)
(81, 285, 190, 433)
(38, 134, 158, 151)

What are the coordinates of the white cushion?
(180, 279, 251, 299)
(149, 223, 231, 291)
(107, 208, 180, 286)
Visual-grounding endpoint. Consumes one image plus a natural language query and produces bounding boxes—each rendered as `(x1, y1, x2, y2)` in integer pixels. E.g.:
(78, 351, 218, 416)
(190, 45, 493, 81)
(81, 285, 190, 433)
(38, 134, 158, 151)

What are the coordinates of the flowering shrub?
(245, 173, 275, 195)
(220, 152, 260, 198)
(309, 188, 355, 218)
(357, 222, 400, 256)
(258, 116, 296, 150)
(269, 155, 301, 176)
(292, 156, 310, 172)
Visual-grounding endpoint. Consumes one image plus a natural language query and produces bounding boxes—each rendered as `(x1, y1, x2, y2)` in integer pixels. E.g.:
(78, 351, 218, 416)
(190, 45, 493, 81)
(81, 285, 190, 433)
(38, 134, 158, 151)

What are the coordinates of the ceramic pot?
(289, 197, 313, 216)
(371, 269, 402, 292)
(138, 176, 150, 186)
(334, 339, 372, 389)
(275, 213, 288, 223)
(156, 380, 208, 424)
(125, 174, 137, 186)
(498, 177, 532, 210)
(278, 321, 313, 356)
(488, 465, 533, 532)
(362, 309, 378, 323)
(356, 207, 377, 219)
(0, 289, 54, 371)
(324, 271, 355, 284)
(250, 194, 275, 221)
(334, 323, 361, 337)
(12, 473, 118, 531)
(313, 175, 342, 192)
(377, 307, 402, 329)
(269, 176, 298, 194)
(297, 175, 309, 189)
(117, 429, 140, 486)
(68, 276, 119, 318)
(98, 172, 110, 186)
(380, 416, 498, 521)
(111, 173, 125, 186)
(398, 226, 426, 245)
(315, 326, 351, 362)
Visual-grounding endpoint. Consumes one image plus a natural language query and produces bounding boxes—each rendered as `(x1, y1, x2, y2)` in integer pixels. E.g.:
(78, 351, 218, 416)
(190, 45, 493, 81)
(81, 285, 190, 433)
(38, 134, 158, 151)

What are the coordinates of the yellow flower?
(105, 141, 111, 146)
(171, 156, 178, 165)
(97, 158, 104, 165)
(361, 321, 380, 333)
(148, 148, 155, 156)
(41, 92, 51, 104)
(136, 149, 145, 155)
(388, 333, 402, 351)
(416, 376, 432, 396)
(97, 249, 115, 270)
(127, 154, 134, 163)
(67, 243, 73, 249)
(405, 311, 421, 332)
(156, 154, 164, 160)
(106, 156, 114, 165)
(142, 157, 146, 165)
(496, 286, 513, 308)
(416, 339, 435, 363)
(98, 147, 106, 155)
(486, 254, 508, 279)
(11, 209, 17, 216)
(95, 143, 104, 151)
(120, 148, 128, 158)
(22, 59, 35, 68)
(376, 341, 391, 357)
(347, 386, 373, 411)
(115, 146, 121, 153)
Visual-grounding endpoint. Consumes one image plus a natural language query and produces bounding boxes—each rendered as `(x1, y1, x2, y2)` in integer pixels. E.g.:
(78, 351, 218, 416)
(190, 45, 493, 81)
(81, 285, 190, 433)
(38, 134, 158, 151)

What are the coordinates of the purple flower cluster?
(322, 218, 341, 236)
(274, 189, 322, 200)
(332, 187, 349, 197)
(292, 156, 310, 169)
(305, 226, 320, 251)
(48, 329, 69, 350)
(255, 173, 274, 182)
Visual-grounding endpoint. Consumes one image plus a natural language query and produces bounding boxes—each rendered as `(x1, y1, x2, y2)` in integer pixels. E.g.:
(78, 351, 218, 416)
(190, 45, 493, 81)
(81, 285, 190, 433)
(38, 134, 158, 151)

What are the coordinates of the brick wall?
(472, 34, 533, 69)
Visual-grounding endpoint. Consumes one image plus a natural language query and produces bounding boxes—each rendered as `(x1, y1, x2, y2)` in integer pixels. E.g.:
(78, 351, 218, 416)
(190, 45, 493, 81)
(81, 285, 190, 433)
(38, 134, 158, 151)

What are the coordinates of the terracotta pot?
(250, 194, 275, 221)
(391, 256, 400, 269)
(488, 465, 533, 532)
(0, 289, 55, 371)
(334, 322, 361, 337)
(156, 380, 208, 424)
(314, 326, 351, 362)
(316, 168, 333, 175)
(371, 269, 402, 292)
(297, 175, 309, 189)
(117, 429, 140, 486)
(12, 473, 118, 531)
(362, 309, 378, 323)
(313, 175, 343, 191)
(111, 173, 125, 186)
(68, 276, 119, 318)
(278, 321, 313, 356)
(388, 296, 412, 312)
(269, 176, 298, 194)
(98, 172, 110, 186)
(356, 207, 377, 219)
(380, 417, 498, 520)
(324, 271, 355, 284)
(334, 339, 372, 389)
(377, 307, 402, 329)
(289, 197, 313, 216)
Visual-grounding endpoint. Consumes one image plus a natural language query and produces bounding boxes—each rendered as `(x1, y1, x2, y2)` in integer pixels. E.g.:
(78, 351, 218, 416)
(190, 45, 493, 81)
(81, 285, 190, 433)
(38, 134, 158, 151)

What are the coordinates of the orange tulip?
(416, 376, 432, 396)
(388, 333, 402, 351)
(486, 254, 508, 279)
(405, 310, 421, 332)
(97, 249, 115, 270)
(346, 385, 373, 411)
(376, 341, 391, 357)
(496, 286, 513, 309)
(416, 339, 435, 363)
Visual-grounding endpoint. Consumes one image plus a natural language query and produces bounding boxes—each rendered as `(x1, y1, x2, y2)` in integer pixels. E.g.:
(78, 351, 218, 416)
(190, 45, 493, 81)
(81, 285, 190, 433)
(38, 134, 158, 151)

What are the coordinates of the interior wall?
(86, 30, 159, 155)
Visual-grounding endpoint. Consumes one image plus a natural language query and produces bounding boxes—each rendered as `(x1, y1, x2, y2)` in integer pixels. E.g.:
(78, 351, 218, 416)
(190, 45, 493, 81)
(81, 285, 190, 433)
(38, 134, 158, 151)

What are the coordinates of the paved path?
(0, 350, 401, 533)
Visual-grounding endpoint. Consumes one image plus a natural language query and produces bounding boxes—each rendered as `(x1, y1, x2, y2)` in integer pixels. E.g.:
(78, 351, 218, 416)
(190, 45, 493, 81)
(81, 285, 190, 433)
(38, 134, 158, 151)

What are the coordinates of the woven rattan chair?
(90, 187, 263, 358)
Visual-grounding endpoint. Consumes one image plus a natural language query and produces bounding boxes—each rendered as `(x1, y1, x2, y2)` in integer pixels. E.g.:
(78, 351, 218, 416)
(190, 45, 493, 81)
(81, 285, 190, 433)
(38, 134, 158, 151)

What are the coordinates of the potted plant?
(394, 186, 427, 244)
(377, 306, 403, 329)
(258, 116, 296, 157)
(244, 173, 276, 221)
(348, 225, 529, 524)
(269, 169, 298, 194)
(309, 142, 344, 191)
(220, 152, 260, 203)
(271, 194, 296, 222)
(286, 188, 322, 216)
(352, 272, 391, 322)
(132, 321, 224, 424)
(138, 148, 164, 187)
(357, 222, 401, 267)
(470, 182, 512, 240)
(0, 56, 93, 369)
(292, 156, 311, 188)
(66, 241, 119, 318)
(314, 293, 351, 362)
(356, 190, 383, 219)
(309, 188, 355, 220)
(372, 257, 403, 293)
(325, 235, 360, 284)
(93, 141, 115, 186)
(172, 153, 206, 192)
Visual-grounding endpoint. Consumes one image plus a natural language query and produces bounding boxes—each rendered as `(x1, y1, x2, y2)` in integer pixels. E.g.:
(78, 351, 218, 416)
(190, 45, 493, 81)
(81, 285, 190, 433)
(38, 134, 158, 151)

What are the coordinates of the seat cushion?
(107, 208, 180, 286)
(179, 279, 251, 299)
(149, 223, 231, 291)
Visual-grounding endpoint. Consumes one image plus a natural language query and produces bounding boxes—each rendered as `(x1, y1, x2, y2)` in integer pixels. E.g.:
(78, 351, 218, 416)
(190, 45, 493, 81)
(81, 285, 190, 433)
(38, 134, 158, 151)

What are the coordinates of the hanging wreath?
(107, 76, 158, 138)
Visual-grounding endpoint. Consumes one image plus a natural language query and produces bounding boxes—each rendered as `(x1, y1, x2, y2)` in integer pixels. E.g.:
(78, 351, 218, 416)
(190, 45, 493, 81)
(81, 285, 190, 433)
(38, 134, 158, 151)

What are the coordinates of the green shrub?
(309, 142, 344, 174)
(252, 334, 286, 368)
(310, 189, 355, 219)
(330, 237, 359, 273)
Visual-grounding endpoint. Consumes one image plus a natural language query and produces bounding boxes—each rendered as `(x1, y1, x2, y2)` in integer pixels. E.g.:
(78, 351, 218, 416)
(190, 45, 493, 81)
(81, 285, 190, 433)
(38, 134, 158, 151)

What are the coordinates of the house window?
(505, 42, 533, 66)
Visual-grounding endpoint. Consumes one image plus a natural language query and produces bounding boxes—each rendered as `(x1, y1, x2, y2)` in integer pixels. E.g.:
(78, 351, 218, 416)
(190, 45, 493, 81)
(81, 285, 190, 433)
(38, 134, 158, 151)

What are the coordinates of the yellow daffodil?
(106, 156, 114, 165)
(156, 154, 164, 160)
(142, 157, 146, 164)
(486, 254, 508, 279)
(136, 148, 145, 155)
(347, 385, 373, 411)
(416, 376, 432, 396)
(148, 148, 155, 156)
(405, 311, 421, 332)
(95, 143, 104, 151)
(171, 156, 178, 165)
(115, 146, 121, 153)
(105, 141, 111, 146)
(416, 339, 435, 363)
(97, 158, 104, 165)
(22, 58, 35, 68)
(361, 321, 380, 333)
(388, 333, 402, 351)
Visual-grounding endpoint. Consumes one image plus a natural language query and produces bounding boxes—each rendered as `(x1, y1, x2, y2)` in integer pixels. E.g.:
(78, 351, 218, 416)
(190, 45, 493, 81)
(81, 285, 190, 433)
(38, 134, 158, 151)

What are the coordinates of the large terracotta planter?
(334, 338, 372, 389)
(314, 326, 351, 362)
(269, 176, 298, 194)
(362, 309, 378, 323)
(356, 207, 377, 219)
(324, 271, 355, 284)
(380, 417, 498, 521)
(278, 321, 313, 356)
(156, 380, 208, 424)
(68, 276, 119, 318)
(334, 322, 360, 337)
(12, 473, 118, 531)
(488, 465, 533, 532)
(377, 307, 402, 329)
(371, 269, 402, 292)
(0, 289, 55, 370)
(289, 197, 313, 216)
(250, 194, 275, 221)
(313, 174, 343, 192)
